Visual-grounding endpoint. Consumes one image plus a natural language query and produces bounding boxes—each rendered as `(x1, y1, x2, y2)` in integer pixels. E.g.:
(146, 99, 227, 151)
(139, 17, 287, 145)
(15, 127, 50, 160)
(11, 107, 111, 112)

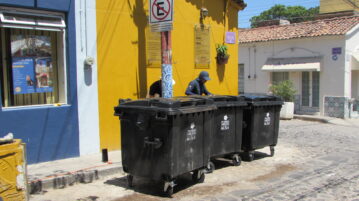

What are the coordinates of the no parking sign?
(149, 0, 173, 32)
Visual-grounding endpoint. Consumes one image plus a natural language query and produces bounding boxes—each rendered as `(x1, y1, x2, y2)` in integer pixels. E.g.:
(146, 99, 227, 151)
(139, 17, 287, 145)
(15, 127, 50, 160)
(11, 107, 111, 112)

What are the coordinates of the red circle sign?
(152, 0, 171, 21)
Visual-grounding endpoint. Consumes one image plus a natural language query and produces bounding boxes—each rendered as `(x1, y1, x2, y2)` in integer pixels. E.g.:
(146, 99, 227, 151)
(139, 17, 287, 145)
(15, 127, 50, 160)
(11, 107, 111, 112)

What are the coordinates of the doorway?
(301, 71, 320, 111)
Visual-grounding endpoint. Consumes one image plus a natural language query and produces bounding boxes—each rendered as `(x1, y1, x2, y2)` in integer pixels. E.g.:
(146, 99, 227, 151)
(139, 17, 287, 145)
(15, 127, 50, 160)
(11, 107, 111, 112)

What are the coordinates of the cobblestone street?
(31, 119, 359, 201)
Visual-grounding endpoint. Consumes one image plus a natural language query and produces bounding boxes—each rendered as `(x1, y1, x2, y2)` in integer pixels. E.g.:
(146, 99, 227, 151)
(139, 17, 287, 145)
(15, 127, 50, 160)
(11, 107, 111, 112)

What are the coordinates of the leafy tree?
(250, 4, 319, 28)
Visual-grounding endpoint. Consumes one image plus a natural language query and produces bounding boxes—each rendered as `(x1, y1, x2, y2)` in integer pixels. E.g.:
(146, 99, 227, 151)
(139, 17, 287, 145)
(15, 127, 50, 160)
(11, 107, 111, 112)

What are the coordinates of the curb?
(29, 165, 123, 194)
(293, 115, 329, 123)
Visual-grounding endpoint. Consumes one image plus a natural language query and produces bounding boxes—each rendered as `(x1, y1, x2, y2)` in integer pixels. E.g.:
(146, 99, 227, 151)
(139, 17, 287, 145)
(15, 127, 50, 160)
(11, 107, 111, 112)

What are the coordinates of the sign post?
(150, 0, 173, 98)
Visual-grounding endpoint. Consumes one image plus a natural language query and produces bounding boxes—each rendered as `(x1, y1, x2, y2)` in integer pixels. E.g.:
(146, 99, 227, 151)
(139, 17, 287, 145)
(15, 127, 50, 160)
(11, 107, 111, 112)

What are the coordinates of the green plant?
(216, 44, 230, 64)
(270, 80, 296, 102)
(216, 44, 229, 58)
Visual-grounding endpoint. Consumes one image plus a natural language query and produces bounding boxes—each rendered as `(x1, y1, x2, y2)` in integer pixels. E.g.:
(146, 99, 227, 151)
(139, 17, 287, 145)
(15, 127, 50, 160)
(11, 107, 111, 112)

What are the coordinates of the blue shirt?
(185, 78, 211, 95)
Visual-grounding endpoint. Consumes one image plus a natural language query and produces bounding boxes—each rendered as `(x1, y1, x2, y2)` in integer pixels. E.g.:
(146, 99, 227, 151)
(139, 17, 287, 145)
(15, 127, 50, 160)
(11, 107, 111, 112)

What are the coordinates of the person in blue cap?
(185, 71, 212, 96)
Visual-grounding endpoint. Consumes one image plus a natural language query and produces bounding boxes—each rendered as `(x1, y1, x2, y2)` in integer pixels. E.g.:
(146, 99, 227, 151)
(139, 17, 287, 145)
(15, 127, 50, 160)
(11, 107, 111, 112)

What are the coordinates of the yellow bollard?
(0, 139, 28, 201)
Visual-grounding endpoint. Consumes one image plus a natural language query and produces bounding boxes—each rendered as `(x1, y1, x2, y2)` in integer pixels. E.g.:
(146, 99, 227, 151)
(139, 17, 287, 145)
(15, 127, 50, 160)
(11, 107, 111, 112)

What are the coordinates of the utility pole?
(161, 31, 172, 98)
(150, 0, 174, 98)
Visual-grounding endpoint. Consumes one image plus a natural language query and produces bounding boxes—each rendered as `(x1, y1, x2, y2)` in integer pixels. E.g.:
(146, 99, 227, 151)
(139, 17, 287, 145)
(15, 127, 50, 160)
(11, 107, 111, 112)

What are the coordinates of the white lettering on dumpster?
(221, 115, 230, 131)
(264, 113, 271, 126)
(186, 123, 197, 141)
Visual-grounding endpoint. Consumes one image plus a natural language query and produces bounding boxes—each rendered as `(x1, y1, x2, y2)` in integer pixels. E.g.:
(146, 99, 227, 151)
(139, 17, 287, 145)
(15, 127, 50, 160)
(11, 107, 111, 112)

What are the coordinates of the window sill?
(2, 103, 70, 111)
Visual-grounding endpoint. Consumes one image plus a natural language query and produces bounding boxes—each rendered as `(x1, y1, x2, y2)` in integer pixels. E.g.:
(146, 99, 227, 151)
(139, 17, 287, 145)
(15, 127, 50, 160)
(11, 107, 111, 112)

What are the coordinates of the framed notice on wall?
(194, 24, 210, 69)
(146, 27, 161, 68)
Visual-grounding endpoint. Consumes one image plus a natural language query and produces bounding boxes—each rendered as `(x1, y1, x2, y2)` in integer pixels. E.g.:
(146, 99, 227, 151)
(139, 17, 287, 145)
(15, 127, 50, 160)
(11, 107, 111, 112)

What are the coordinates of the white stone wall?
(238, 35, 348, 115)
(75, 0, 100, 155)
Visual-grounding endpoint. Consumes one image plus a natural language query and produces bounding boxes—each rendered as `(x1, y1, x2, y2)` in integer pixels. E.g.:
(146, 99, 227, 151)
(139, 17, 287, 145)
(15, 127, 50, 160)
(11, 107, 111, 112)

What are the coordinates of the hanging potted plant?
(216, 44, 230, 65)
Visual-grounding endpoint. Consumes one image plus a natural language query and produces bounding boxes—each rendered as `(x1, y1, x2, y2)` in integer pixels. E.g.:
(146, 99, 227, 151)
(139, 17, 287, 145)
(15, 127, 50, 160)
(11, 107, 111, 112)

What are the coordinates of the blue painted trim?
(0, 0, 34, 8)
(37, 0, 71, 12)
(0, 0, 80, 164)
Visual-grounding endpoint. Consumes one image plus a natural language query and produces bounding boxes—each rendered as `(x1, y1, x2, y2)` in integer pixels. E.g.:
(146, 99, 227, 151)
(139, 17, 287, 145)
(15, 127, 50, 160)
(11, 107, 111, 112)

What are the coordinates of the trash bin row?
(114, 95, 283, 197)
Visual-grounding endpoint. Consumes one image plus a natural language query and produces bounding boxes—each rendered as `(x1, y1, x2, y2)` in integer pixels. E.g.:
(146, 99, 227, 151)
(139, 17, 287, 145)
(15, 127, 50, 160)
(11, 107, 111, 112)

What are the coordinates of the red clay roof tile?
(238, 16, 359, 43)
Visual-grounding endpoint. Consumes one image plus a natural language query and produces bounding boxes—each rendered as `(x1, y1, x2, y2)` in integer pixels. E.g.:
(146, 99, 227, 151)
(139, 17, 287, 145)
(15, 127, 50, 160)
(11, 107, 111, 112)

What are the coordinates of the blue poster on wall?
(12, 57, 36, 94)
(11, 34, 54, 94)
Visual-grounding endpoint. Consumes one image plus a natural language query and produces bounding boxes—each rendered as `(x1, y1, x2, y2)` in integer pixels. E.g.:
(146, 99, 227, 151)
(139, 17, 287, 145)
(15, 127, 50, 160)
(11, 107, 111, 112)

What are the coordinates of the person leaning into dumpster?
(185, 71, 212, 96)
(149, 78, 176, 98)
(149, 79, 162, 98)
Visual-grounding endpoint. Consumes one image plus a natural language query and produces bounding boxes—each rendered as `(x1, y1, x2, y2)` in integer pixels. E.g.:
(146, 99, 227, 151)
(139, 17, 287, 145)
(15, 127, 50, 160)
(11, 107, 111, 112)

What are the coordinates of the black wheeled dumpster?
(114, 97, 216, 197)
(239, 94, 283, 161)
(192, 96, 247, 172)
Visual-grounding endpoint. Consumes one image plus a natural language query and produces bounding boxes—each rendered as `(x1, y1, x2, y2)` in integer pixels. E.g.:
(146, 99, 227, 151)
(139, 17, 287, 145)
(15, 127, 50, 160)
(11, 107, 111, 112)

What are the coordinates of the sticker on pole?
(149, 0, 173, 32)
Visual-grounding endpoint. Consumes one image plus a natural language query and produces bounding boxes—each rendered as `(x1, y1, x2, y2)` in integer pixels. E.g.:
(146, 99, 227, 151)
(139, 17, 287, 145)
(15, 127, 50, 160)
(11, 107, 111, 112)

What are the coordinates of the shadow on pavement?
(240, 151, 271, 162)
(210, 151, 272, 171)
(104, 173, 198, 198)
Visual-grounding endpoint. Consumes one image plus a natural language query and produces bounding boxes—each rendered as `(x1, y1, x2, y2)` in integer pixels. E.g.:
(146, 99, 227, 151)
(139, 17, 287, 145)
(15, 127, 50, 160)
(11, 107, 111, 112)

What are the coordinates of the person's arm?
(203, 84, 212, 96)
(185, 81, 197, 95)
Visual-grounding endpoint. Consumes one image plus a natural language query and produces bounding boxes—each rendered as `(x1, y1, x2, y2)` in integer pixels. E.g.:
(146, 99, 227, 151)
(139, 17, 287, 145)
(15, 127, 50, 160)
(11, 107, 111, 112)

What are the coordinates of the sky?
(238, 0, 320, 28)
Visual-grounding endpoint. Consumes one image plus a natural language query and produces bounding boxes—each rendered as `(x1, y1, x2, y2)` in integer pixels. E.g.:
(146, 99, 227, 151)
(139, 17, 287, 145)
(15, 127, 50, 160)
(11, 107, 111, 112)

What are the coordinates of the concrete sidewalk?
(293, 114, 359, 126)
(27, 115, 358, 194)
(27, 150, 123, 194)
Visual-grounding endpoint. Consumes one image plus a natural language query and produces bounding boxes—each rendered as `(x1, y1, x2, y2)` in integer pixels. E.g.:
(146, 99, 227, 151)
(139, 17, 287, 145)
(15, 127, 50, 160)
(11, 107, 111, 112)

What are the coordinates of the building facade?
(96, 0, 245, 151)
(238, 16, 359, 118)
(0, 0, 244, 164)
(0, 0, 100, 164)
(0, 0, 80, 164)
(320, 0, 359, 13)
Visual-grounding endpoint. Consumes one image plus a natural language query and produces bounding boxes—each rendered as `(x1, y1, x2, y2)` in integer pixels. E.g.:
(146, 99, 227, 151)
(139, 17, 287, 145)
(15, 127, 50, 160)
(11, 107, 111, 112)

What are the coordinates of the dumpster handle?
(136, 121, 146, 130)
(242, 121, 247, 128)
(156, 112, 168, 120)
(144, 137, 163, 149)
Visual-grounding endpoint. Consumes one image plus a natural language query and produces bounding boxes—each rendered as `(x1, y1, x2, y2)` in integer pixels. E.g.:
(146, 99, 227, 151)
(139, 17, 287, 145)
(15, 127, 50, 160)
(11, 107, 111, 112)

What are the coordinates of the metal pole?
(161, 31, 173, 98)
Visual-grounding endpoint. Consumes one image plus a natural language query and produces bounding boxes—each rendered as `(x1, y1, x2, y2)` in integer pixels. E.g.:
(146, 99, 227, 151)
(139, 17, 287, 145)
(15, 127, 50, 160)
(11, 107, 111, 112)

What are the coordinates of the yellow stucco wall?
(320, 0, 359, 13)
(97, 0, 240, 150)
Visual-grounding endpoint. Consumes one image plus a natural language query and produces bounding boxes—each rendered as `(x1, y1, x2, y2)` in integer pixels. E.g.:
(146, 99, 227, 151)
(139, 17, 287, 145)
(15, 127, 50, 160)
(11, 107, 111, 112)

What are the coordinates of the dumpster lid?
(183, 95, 247, 107)
(239, 93, 283, 106)
(239, 93, 282, 101)
(114, 97, 216, 116)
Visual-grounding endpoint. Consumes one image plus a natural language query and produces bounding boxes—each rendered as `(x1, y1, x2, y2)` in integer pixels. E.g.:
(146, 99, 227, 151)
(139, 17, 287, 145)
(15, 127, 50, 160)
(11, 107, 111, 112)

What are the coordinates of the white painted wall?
(346, 24, 359, 99)
(75, 0, 100, 155)
(239, 35, 347, 115)
(352, 71, 359, 98)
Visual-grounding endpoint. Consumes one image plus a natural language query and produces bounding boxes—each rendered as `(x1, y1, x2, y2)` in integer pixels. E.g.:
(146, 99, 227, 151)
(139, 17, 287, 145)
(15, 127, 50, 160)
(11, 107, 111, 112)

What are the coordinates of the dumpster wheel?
(163, 179, 176, 197)
(232, 154, 241, 166)
(165, 186, 174, 197)
(127, 175, 133, 187)
(245, 151, 254, 161)
(192, 169, 205, 183)
(205, 161, 215, 174)
(270, 146, 275, 157)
